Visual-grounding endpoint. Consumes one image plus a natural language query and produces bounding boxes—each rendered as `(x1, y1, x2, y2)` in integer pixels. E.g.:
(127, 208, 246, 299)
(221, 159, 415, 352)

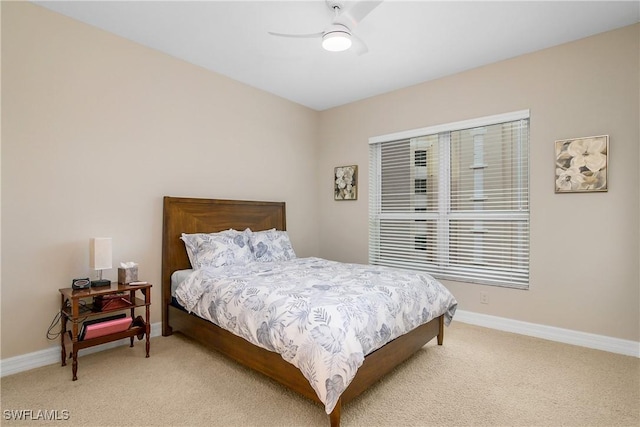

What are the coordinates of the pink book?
(82, 317, 132, 340)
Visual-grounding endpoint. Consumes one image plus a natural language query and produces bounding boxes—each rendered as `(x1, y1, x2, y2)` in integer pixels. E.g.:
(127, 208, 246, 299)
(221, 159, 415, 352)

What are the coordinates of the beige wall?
(318, 24, 640, 342)
(1, 3, 320, 358)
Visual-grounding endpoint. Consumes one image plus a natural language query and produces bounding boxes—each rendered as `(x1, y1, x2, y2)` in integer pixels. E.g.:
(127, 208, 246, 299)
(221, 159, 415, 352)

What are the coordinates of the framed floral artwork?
(555, 135, 608, 193)
(334, 165, 357, 200)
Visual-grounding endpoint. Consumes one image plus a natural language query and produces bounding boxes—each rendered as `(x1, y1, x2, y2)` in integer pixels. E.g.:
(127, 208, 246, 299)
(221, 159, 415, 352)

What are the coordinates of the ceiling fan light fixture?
(322, 30, 352, 52)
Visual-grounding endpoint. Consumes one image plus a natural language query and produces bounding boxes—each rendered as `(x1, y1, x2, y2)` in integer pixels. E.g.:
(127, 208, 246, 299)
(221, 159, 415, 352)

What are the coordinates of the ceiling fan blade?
(351, 33, 369, 56)
(335, 0, 382, 29)
(268, 31, 323, 39)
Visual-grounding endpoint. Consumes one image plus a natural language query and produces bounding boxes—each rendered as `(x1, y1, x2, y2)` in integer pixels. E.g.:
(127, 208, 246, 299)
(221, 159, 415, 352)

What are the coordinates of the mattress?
(170, 269, 194, 297)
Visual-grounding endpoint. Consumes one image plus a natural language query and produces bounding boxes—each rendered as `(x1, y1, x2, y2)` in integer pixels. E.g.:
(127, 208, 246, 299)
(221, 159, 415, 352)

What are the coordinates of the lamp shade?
(90, 237, 112, 270)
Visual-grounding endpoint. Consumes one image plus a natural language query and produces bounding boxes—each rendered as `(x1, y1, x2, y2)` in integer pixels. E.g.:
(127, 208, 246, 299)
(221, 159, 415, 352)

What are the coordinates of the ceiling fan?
(268, 0, 382, 54)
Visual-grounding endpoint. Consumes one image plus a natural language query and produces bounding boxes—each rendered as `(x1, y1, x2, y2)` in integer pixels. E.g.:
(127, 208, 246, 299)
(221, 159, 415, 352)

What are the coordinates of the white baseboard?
(2, 313, 639, 378)
(454, 310, 640, 358)
(0, 322, 162, 378)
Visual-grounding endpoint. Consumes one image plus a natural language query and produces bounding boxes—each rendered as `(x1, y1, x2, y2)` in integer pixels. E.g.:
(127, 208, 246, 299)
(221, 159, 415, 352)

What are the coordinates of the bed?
(161, 196, 456, 426)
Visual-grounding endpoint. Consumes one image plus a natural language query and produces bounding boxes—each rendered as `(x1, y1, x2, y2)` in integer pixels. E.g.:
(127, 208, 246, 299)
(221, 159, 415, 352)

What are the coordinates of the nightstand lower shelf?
(64, 319, 147, 350)
(59, 283, 151, 380)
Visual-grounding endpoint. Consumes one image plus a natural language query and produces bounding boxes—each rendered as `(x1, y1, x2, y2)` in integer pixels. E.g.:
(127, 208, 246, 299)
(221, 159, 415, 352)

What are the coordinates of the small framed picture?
(334, 165, 357, 200)
(555, 135, 608, 193)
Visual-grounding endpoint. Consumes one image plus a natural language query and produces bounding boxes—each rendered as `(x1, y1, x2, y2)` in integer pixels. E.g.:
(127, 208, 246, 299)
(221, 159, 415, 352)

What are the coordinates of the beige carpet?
(1, 322, 638, 426)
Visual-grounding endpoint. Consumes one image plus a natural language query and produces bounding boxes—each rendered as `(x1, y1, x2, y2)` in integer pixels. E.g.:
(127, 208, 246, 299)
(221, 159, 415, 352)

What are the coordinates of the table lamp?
(90, 237, 112, 287)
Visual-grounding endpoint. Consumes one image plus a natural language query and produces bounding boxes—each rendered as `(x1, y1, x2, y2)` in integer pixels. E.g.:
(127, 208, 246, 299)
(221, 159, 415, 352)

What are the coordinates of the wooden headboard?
(161, 196, 286, 332)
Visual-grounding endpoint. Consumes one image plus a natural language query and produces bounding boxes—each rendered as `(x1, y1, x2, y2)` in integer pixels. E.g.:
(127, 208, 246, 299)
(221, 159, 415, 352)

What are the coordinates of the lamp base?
(91, 279, 111, 288)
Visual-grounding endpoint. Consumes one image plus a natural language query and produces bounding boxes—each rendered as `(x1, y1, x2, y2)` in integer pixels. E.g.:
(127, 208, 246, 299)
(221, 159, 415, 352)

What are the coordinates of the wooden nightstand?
(59, 282, 151, 380)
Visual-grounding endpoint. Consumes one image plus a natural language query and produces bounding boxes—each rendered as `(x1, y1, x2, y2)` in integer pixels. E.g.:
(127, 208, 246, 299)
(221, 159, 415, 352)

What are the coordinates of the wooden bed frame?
(161, 196, 444, 426)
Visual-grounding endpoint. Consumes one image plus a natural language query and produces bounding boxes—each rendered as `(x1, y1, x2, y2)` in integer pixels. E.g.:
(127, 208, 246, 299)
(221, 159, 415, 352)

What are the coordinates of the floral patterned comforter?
(175, 257, 457, 414)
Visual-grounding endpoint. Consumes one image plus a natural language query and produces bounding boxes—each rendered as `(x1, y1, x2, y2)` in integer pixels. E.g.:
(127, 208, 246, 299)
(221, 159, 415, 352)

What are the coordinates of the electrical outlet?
(480, 291, 489, 304)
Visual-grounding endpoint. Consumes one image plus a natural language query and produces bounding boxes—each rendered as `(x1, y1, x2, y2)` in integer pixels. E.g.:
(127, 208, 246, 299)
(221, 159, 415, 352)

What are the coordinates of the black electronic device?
(90, 278, 111, 287)
(72, 278, 91, 290)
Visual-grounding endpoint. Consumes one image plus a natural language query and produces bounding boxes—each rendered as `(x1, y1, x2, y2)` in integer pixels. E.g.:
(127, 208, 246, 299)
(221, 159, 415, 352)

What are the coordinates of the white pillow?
(248, 229, 296, 262)
(181, 229, 253, 269)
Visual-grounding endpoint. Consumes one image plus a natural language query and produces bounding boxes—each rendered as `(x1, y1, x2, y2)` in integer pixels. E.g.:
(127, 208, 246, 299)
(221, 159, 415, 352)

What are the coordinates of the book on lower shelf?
(79, 314, 132, 340)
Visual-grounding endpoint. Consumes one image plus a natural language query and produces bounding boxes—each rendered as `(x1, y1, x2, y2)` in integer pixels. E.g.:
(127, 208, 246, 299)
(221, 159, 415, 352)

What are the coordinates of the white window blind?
(369, 111, 530, 288)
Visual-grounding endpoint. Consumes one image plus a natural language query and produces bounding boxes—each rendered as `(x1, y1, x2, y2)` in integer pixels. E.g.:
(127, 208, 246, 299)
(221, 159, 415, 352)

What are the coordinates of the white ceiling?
(34, 1, 640, 111)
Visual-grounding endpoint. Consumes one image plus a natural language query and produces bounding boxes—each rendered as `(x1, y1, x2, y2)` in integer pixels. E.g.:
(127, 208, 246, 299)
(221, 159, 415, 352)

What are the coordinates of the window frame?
(368, 110, 530, 289)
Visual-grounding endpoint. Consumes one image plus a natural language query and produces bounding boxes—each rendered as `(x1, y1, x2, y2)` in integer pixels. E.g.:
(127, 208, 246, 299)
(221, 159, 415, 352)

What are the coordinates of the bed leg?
(162, 323, 173, 337)
(162, 304, 173, 336)
(329, 399, 341, 427)
(437, 315, 444, 346)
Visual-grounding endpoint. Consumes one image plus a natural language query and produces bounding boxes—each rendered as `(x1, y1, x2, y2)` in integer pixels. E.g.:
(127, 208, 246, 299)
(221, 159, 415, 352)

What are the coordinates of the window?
(369, 111, 530, 288)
